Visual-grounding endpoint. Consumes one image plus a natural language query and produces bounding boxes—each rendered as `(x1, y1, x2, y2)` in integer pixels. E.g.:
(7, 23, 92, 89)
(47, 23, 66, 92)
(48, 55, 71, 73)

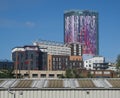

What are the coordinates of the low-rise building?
(12, 46, 41, 70)
(12, 40, 83, 78)
(34, 40, 83, 70)
(0, 60, 13, 70)
(84, 56, 105, 70)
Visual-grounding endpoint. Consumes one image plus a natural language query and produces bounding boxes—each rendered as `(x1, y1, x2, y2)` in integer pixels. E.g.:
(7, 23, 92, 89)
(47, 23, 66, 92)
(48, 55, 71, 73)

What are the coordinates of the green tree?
(64, 68, 85, 78)
(65, 69, 73, 78)
(0, 69, 14, 78)
(87, 72, 93, 78)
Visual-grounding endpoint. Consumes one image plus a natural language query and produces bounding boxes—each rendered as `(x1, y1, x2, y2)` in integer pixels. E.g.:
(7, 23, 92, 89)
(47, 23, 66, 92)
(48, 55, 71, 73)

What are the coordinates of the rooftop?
(0, 78, 120, 90)
(33, 39, 65, 47)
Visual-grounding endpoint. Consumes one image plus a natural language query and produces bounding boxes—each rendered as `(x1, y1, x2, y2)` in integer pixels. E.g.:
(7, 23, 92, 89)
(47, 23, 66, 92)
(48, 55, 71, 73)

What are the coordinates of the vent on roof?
(47, 80, 63, 88)
(78, 79, 96, 88)
(14, 80, 33, 88)
(108, 79, 120, 88)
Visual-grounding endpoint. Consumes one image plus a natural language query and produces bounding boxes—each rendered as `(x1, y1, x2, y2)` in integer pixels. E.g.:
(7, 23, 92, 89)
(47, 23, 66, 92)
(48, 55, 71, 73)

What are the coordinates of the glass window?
(31, 61, 33, 65)
(53, 62, 55, 65)
(32, 74, 38, 78)
(53, 57, 55, 61)
(59, 58, 61, 61)
(57, 74, 62, 78)
(21, 54, 23, 58)
(66, 58, 68, 61)
(24, 74, 29, 77)
(25, 53, 28, 59)
(89, 60, 91, 63)
(73, 62, 75, 66)
(95, 60, 97, 63)
(56, 58, 58, 61)
(49, 74, 54, 78)
(59, 65, 61, 69)
(31, 54, 33, 59)
(89, 64, 91, 67)
(59, 62, 61, 65)
(41, 74, 46, 78)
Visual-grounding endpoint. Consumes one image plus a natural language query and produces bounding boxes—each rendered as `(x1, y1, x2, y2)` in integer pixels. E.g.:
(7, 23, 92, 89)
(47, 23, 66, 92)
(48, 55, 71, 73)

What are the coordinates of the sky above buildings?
(0, 0, 120, 62)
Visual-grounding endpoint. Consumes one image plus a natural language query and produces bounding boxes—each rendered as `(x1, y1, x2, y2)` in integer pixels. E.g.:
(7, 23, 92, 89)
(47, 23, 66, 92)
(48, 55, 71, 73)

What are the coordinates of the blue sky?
(0, 0, 120, 62)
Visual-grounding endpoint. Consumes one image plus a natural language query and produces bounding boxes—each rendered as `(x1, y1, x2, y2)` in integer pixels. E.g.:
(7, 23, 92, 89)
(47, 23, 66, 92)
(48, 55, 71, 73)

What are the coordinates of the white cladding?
(12, 47, 38, 53)
(0, 90, 120, 98)
(84, 56, 105, 70)
(12, 47, 25, 53)
(33, 42, 71, 56)
(107, 66, 117, 72)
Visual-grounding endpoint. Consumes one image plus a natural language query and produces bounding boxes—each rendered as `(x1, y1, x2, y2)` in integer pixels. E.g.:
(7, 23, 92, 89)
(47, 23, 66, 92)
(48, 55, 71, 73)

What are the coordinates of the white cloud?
(0, 18, 36, 28)
(25, 21, 35, 27)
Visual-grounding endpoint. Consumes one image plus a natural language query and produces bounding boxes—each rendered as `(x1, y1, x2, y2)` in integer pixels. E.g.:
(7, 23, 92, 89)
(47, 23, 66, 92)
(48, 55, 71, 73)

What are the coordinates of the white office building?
(84, 56, 105, 70)
(33, 40, 71, 56)
(33, 39, 82, 56)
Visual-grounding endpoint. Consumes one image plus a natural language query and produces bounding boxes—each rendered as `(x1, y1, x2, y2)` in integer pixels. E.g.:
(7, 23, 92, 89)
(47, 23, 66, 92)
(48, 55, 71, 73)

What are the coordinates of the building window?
(59, 58, 61, 61)
(31, 61, 33, 65)
(73, 62, 75, 66)
(59, 65, 61, 69)
(32, 74, 38, 78)
(57, 74, 62, 78)
(25, 53, 28, 60)
(59, 62, 61, 65)
(56, 58, 58, 61)
(21, 54, 23, 59)
(49, 74, 54, 78)
(89, 60, 91, 63)
(89, 64, 91, 67)
(66, 62, 68, 65)
(31, 54, 33, 59)
(53, 62, 55, 65)
(66, 58, 68, 61)
(95, 60, 97, 63)
(53, 57, 55, 61)
(24, 74, 29, 77)
(41, 74, 46, 78)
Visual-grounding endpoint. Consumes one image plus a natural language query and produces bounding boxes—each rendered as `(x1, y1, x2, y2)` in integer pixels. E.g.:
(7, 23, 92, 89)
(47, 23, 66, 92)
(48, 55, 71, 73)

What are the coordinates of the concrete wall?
(0, 89, 120, 98)
(15, 70, 65, 78)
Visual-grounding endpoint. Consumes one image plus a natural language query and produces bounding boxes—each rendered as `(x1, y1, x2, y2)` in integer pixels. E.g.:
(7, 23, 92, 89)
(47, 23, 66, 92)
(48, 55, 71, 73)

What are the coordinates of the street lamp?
(8, 88, 16, 98)
(8, 87, 23, 98)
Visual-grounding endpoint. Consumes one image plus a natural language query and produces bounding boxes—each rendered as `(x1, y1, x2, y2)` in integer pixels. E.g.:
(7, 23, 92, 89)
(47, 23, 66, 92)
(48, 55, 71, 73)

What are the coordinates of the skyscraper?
(64, 10, 99, 55)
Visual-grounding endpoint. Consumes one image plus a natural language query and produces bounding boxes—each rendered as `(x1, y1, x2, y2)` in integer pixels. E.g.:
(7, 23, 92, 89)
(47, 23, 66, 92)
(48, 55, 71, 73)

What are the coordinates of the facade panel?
(64, 10, 99, 55)
(0, 89, 120, 98)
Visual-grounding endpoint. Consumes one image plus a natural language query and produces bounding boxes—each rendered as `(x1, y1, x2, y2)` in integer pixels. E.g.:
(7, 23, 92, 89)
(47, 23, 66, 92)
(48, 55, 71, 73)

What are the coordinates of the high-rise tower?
(64, 10, 99, 55)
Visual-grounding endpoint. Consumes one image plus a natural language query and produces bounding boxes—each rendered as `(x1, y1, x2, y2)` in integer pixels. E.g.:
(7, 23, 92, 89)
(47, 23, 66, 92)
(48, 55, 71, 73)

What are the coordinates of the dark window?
(31, 54, 33, 59)
(21, 54, 23, 59)
(25, 53, 28, 59)
(31, 61, 33, 65)
(89, 65, 91, 67)
(59, 65, 61, 69)
(57, 74, 62, 77)
(49, 74, 54, 78)
(41, 74, 46, 78)
(32, 74, 38, 78)
(24, 74, 29, 77)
